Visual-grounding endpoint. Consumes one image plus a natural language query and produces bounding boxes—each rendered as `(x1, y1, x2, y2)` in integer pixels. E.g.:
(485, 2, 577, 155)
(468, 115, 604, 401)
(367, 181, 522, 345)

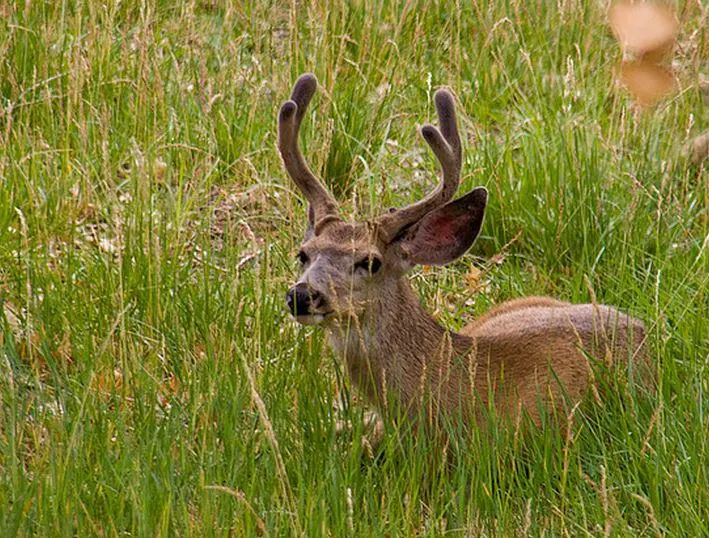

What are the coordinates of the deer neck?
(325, 277, 473, 406)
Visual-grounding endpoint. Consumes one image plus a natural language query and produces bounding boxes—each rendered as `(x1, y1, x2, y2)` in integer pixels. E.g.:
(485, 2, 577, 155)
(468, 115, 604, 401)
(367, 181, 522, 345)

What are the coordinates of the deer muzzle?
(285, 283, 331, 325)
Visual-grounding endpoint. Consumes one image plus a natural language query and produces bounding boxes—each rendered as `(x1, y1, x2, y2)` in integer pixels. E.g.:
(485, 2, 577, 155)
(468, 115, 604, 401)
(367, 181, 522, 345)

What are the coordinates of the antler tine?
(378, 89, 462, 242)
(278, 73, 339, 228)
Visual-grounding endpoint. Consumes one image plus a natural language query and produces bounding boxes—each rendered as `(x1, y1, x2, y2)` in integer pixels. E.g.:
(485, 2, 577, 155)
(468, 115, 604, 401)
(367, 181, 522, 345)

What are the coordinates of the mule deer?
(279, 73, 648, 434)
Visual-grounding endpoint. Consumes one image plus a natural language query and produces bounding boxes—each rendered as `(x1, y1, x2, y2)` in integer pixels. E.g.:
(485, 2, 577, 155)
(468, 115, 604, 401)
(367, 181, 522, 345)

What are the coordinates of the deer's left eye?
(297, 251, 309, 265)
(354, 256, 382, 275)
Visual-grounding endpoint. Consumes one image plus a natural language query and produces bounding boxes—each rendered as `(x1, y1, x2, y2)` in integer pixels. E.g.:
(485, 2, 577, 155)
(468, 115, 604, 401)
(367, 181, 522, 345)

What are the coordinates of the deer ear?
(393, 187, 487, 267)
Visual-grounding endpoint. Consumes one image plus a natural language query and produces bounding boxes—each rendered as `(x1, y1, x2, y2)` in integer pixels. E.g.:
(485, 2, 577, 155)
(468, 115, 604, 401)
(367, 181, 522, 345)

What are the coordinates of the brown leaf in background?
(619, 61, 676, 106)
(609, 1, 680, 107)
(609, 1, 677, 59)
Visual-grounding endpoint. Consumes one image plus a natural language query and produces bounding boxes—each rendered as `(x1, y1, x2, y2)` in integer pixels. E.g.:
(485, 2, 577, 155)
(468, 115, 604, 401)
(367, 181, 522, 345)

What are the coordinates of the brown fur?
(324, 277, 648, 429)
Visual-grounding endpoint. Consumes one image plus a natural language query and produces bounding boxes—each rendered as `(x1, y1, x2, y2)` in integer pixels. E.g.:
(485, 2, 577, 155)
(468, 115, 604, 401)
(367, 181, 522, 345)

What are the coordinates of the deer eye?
(354, 256, 382, 275)
(297, 250, 309, 265)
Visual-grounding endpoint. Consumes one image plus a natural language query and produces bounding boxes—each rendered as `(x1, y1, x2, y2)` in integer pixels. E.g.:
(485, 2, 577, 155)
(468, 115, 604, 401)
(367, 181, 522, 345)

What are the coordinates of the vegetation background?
(0, 0, 706, 535)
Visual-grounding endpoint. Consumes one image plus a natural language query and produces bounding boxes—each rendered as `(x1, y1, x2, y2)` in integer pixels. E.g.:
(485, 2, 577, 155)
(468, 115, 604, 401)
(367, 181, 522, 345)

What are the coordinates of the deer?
(279, 73, 649, 441)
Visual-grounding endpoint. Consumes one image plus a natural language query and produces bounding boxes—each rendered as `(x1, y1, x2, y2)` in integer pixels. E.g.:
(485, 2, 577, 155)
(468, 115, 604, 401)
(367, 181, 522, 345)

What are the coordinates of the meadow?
(0, 1, 706, 535)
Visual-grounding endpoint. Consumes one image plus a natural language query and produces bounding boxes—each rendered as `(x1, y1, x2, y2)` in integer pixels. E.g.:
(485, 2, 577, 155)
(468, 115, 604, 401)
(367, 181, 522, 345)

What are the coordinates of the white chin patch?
(294, 314, 326, 326)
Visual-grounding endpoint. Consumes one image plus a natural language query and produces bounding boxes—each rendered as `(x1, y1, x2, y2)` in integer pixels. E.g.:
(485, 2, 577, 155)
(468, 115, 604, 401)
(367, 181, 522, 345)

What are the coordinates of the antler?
(377, 89, 462, 242)
(278, 73, 340, 229)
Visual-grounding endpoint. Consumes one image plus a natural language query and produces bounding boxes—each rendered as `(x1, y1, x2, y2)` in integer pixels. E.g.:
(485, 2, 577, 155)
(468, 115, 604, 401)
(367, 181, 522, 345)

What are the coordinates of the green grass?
(0, 0, 706, 535)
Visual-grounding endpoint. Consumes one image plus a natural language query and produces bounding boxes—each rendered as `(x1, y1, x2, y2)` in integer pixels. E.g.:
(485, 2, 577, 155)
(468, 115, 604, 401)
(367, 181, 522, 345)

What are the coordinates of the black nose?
(286, 283, 322, 316)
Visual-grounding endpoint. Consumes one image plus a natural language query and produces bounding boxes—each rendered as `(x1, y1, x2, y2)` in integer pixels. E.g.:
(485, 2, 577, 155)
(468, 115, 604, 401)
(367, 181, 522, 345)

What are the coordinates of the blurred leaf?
(618, 61, 676, 106)
(609, 1, 677, 58)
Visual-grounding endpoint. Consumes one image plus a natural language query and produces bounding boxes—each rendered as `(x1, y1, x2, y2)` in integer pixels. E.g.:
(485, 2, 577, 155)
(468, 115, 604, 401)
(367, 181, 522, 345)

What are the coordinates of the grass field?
(0, 1, 706, 536)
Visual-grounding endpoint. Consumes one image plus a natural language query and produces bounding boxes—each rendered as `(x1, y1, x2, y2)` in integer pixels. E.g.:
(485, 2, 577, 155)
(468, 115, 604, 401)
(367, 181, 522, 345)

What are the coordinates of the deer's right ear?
(391, 187, 487, 268)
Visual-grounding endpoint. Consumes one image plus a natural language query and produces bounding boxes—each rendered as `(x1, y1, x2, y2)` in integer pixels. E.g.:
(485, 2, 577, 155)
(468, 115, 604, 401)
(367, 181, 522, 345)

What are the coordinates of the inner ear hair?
(398, 186, 488, 267)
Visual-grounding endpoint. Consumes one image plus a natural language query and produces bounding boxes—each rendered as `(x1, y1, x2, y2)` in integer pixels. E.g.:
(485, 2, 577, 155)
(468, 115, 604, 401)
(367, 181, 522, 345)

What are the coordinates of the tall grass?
(0, 0, 706, 535)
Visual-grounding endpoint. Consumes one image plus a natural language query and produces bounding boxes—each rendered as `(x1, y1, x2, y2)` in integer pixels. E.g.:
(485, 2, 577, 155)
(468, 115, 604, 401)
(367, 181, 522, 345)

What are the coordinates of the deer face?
(279, 74, 487, 326)
(285, 187, 487, 325)
(286, 221, 383, 325)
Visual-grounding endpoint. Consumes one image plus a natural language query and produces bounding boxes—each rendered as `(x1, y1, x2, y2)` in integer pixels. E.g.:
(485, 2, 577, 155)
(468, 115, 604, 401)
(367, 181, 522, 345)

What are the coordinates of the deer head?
(280, 74, 487, 326)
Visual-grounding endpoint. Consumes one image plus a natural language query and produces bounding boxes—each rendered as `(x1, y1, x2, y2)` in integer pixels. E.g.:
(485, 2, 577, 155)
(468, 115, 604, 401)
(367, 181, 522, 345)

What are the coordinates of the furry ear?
(393, 187, 487, 267)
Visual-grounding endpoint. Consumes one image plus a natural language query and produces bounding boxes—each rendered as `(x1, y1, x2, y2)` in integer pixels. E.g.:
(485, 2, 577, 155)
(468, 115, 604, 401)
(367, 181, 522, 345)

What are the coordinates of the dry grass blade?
(237, 349, 301, 536)
(203, 486, 268, 536)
